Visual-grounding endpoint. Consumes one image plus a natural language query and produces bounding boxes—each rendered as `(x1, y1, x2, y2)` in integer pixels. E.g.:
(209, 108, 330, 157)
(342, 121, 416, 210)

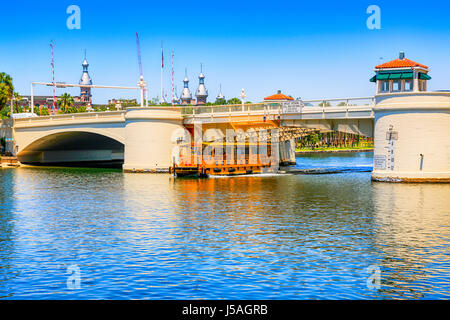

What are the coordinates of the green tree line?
(0, 72, 15, 119)
(163, 97, 252, 107)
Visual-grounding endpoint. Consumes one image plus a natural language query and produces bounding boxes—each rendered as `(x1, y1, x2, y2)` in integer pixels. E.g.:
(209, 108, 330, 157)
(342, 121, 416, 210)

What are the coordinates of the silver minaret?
(195, 64, 208, 105)
(79, 52, 93, 104)
(180, 69, 192, 105)
(216, 84, 225, 103)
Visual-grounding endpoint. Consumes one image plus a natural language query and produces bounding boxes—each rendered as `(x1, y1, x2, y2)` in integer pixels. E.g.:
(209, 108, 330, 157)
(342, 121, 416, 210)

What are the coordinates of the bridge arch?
(16, 129, 125, 166)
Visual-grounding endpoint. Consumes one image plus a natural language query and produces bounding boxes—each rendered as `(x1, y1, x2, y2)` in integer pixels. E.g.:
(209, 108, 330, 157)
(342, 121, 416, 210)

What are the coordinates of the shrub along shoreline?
(296, 146, 374, 154)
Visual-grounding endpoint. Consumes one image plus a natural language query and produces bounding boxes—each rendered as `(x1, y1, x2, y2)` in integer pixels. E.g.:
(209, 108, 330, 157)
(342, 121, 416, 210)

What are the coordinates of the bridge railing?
(13, 97, 375, 121)
(13, 110, 126, 124)
(181, 103, 269, 115)
(302, 97, 375, 108)
(181, 97, 374, 116)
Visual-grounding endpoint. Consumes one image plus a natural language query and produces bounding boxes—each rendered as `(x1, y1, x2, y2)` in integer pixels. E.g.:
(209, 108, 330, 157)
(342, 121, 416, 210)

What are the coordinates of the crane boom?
(50, 40, 56, 113)
(135, 32, 147, 107)
(136, 32, 143, 78)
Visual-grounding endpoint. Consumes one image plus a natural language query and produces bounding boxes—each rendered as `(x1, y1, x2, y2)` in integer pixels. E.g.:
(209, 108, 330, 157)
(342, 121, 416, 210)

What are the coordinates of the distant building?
(107, 98, 138, 110)
(180, 70, 192, 105)
(17, 95, 84, 110)
(15, 54, 94, 111)
(195, 67, 208, 105)
(216, 84, 225, 103)
(264, 90, 294, 102)
(108, 98, 137, 105)
(16, 96, 53, 109)
(79, 56, 93, 105)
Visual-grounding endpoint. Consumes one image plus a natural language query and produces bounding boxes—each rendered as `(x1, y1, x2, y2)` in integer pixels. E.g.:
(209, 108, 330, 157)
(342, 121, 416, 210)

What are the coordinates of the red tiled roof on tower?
(376, 52, 428, 69)
(264, 90, 294, 101)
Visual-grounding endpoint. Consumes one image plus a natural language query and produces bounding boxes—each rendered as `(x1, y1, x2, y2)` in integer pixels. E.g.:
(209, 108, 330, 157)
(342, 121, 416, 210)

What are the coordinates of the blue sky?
(1, 0, 450, 103)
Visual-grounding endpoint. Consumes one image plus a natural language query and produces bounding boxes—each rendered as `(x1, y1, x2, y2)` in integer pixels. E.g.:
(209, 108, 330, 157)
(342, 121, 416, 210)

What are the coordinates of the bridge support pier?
(371, 93, 450, 183)
(123, 107, 183, 173)
(279, 139, 296, 166)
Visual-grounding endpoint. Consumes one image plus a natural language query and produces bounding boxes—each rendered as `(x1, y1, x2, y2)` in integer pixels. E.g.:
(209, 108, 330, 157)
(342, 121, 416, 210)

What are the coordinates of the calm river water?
(0, 152, 449, 299)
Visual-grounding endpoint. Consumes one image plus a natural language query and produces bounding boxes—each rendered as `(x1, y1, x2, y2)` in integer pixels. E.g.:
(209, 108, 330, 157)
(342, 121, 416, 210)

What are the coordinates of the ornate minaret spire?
(216, 83, 225, 102)
(195, 63, 208, 105)
(180, 68, 192, 105)
(79, 50, 92, 104)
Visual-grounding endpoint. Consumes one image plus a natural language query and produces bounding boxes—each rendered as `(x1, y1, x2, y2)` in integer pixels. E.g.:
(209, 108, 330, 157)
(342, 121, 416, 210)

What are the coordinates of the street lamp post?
(30, 83, 34, 114)
(240, 88, 246, 111)
(137, 76, 147, 107)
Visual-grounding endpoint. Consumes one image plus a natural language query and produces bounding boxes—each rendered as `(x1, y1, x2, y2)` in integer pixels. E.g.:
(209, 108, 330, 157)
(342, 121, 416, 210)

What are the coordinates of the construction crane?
(136, 32, 148, 107)
(50, 40, 56, 113)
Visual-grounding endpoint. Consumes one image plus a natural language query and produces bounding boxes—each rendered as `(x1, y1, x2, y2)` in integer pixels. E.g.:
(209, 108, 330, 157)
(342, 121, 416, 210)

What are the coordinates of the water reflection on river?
(0, 152, 448, 299)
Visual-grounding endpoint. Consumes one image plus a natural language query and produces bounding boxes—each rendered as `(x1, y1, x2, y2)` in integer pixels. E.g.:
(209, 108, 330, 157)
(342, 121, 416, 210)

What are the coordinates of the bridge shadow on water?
(23, 160, 124, 169)
(22, 152, 374, 173)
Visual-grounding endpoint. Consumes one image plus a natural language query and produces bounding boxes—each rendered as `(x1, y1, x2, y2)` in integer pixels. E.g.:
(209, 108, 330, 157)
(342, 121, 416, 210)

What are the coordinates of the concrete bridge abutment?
(123, 107, 184, 173)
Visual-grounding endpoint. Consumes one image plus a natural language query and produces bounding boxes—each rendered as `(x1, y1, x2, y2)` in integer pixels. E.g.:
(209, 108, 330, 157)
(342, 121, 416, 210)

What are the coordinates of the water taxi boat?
(170, 141, 278, 178)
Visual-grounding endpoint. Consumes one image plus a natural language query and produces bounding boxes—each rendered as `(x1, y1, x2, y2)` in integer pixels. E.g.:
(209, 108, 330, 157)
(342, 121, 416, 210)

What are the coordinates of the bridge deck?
(13, 97, 375, 128)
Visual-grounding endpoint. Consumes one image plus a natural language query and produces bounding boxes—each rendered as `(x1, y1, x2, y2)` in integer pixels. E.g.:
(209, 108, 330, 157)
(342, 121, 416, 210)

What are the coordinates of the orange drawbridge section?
(171, 141, 277, 177)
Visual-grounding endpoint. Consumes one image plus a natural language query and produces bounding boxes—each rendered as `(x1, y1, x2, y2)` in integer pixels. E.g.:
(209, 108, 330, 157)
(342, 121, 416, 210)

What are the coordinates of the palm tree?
(227, 97, 242, 105)
(58, 93, 75, 113)
(0, 84, 10, 116)
(39, 107, 50, 116)
(0, 72, 14, 111)
(12, 92, 22, 113)
(214, 98, 227, 105)
(0, 73, 13, 93)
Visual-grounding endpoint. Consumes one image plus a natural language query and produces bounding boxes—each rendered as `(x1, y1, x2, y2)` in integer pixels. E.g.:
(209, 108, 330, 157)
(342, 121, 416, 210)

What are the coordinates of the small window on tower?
(419, 80, 426, 91)
(380, 81, 389, 93)
(392, 80, 401, 92)
(404, 80, 413, 91)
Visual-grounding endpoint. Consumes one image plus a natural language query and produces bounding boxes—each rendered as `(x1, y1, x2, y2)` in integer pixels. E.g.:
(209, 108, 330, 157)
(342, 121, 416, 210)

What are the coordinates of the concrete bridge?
(12, 97, 374, 168)
(13, 111, 126, 165)
(10, 92, 450, 182)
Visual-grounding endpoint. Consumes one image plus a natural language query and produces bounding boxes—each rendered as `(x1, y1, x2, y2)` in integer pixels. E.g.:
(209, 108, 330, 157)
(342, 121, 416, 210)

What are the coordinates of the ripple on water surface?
(0, 153, 449, 299)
